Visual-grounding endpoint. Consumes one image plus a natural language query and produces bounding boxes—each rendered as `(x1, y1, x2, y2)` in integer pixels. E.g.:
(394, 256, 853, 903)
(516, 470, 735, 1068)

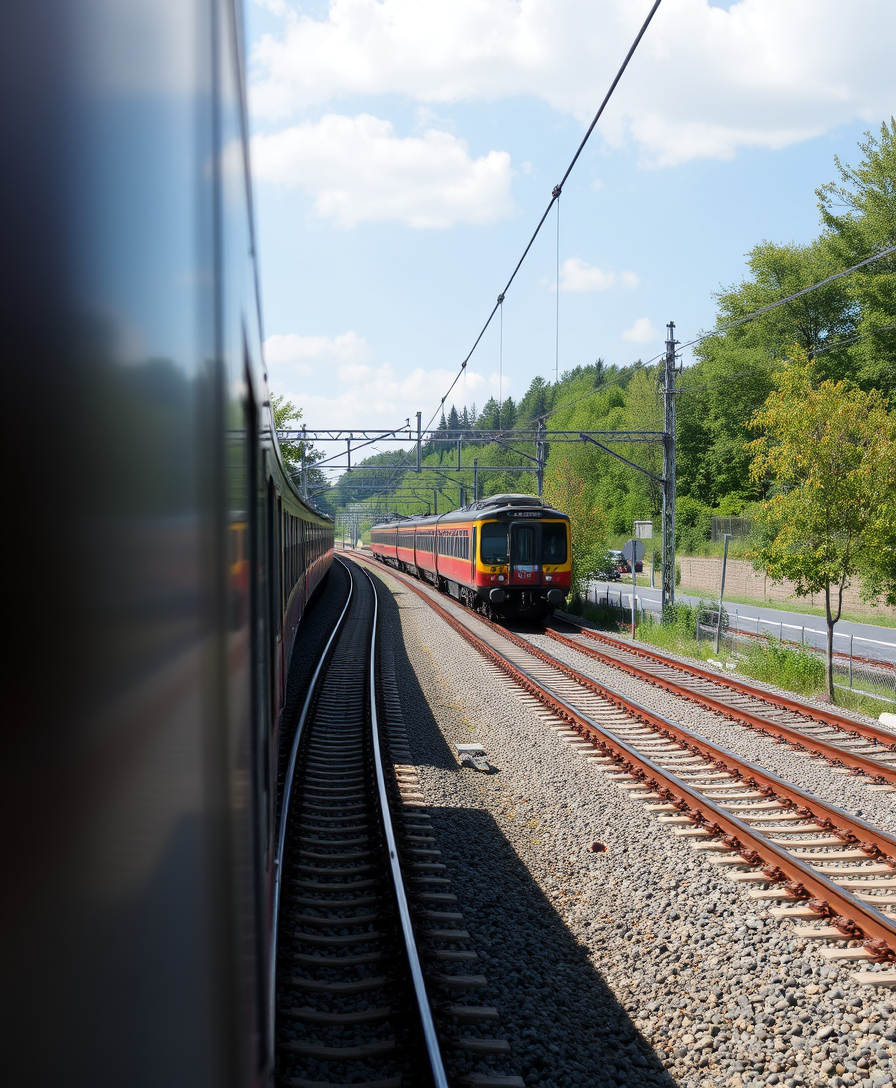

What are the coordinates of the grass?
(596, 604, 895, 717)
(736, 638, 824, 696)
(833, 687, 896, 717)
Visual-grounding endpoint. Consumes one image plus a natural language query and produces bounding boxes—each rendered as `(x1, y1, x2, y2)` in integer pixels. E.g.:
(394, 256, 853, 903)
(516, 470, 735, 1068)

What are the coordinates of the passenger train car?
(2, 3, 332, 1086)
(369, 494, 571, 620)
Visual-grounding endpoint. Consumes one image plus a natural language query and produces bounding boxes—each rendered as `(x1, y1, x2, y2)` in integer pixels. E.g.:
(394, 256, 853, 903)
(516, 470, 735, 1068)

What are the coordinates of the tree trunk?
(824, 581, 835, 701)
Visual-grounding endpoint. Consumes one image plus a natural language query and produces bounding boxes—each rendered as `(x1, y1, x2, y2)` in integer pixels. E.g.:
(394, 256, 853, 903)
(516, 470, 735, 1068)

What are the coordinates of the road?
(586, 579, 896, 663)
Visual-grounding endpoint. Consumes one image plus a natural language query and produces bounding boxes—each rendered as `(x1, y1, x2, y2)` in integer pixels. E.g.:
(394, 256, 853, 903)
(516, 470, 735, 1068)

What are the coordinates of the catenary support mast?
(661, 321, 679, 612)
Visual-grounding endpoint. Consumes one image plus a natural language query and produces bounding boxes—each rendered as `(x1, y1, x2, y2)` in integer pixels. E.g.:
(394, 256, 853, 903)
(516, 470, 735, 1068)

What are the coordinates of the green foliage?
(817, 118, 896, 398)
(578, 600, 627, 631)
(675, 495, 713, 552)
(747, 351, 896, 604)
(543, 451, 608, 599)
(737, 638, 825, 695)
(747, 349, 896, 696)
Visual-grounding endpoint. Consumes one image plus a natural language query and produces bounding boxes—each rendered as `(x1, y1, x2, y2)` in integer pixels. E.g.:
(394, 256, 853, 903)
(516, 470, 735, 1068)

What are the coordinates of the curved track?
(356, 554, 896, 987)
(273, 559, 448, 1087)
(273, 558, 525, 1087)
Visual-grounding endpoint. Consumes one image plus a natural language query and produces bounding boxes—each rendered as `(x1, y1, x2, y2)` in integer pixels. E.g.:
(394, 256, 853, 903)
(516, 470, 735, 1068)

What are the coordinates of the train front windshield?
(481, 522, 509, 564)
(541, 522, 567, 564)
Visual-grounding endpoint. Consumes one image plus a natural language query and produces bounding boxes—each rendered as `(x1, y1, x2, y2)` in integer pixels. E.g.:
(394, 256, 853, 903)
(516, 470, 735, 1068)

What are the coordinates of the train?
(2, 4, 333, 1086)
(369, 494, 572, 620)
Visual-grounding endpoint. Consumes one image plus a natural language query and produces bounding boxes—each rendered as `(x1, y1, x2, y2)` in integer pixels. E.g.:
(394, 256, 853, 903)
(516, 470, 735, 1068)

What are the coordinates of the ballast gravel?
(369, 566, 896, 1088)
(523, 629, 896, 835)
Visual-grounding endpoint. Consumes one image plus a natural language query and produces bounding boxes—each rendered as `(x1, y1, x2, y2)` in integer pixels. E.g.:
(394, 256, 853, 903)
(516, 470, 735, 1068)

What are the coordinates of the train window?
(513, 525, 534, 565)
(480, 522, 509, 564)
(542, 523, 568, 564)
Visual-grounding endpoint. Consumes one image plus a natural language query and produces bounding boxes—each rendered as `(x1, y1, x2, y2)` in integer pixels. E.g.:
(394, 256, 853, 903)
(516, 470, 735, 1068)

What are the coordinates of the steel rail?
(269, 556, 355, 1064)
(360, 563, 450, 1088)
(561, 622, 896, 748)
(542, 627, 896, 784)
(357, 557, 896, 956)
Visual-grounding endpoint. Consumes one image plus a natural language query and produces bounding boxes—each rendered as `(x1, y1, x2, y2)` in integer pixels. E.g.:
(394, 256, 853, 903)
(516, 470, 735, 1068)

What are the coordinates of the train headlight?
(498, 575, 505, 582)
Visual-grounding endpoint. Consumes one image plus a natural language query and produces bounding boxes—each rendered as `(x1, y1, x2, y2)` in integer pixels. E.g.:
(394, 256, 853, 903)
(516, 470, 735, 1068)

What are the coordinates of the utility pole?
(535, 418, 546, 499)
(473, 458, 479, 502)
(416, 411, 422, 472)
(661, 320, 679, 613)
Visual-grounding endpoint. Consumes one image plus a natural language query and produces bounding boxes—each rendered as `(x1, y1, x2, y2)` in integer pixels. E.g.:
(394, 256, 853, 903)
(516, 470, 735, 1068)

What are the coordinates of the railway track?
(355, 555, 896, 989)
(273, 557, 524, 1088)
(542, 619, 896, 788)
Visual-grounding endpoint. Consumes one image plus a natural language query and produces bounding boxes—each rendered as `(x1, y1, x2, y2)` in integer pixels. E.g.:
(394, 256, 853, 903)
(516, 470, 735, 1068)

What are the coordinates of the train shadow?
(430, 805, 679, 1088)
(372, 575, 679, 1087)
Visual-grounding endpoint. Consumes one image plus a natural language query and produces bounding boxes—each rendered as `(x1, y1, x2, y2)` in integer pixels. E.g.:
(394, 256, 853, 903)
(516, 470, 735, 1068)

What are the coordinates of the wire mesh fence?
(582, 582, 896, 706)
(697, 609, 896, 705)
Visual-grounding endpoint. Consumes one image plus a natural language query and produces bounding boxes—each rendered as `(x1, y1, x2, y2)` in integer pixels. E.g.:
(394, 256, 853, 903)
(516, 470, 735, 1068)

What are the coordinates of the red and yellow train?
(369, 493, 571, 620)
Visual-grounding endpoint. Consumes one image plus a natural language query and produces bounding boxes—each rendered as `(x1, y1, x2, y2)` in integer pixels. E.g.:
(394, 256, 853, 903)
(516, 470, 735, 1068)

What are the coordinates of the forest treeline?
(322, 122, 895, 596)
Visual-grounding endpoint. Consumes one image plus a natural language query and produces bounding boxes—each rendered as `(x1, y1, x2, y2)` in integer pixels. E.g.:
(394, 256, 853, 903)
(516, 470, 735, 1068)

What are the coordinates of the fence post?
(849, 635, 854, 689)
(801, 626, 805, 645)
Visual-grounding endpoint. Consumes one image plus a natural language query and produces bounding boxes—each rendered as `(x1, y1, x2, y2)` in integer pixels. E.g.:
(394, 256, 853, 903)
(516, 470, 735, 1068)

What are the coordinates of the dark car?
(610, 549, 643, 574)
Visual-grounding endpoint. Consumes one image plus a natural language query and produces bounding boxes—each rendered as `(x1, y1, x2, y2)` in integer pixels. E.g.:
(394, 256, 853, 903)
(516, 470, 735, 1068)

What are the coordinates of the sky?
(245, 0, 895, 462)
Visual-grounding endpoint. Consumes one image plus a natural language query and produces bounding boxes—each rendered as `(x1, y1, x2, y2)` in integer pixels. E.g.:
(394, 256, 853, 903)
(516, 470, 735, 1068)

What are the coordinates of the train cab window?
(480, 522, 509, 564)
(513, 525, 534, 565)
(542, 523, 567, 564)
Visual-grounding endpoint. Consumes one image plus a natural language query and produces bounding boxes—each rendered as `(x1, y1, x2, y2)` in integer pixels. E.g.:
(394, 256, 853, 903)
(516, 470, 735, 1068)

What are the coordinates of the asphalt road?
(586, 579, 896, 663)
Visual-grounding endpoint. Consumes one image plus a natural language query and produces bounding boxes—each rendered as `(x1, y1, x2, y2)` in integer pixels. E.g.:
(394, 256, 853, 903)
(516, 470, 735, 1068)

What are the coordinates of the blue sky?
(245, 0, 895, 448)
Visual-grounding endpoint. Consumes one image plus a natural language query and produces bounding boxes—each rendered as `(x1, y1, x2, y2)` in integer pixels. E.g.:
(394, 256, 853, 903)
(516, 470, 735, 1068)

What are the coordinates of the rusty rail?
(359, 556, 896, 959)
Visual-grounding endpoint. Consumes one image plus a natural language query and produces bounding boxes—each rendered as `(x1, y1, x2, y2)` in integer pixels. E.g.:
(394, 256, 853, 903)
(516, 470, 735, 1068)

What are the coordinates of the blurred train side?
(1, 3, 332, 1086)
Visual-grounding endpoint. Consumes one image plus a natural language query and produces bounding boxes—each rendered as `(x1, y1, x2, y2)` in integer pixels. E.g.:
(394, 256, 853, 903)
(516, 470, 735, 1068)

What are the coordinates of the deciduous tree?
(747, 352, 896, 699)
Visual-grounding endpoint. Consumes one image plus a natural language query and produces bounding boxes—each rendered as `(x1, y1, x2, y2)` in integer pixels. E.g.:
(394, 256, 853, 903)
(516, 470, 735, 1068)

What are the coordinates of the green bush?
(581, 600, 628, 631)
(737, 638, 825, 695)
(676, 496, 713, 553)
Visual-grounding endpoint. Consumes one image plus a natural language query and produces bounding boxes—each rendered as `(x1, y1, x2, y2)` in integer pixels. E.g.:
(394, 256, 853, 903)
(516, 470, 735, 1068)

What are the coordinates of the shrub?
(737, 638, 824, 695)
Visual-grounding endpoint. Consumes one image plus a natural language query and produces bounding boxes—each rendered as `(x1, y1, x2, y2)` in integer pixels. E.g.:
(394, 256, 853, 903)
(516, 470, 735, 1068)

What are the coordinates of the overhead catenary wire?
(538, 242, 896, 422)
(555, 194, 561, 384)
(675, 243, 896, 356)
(422, 0, 665, 432)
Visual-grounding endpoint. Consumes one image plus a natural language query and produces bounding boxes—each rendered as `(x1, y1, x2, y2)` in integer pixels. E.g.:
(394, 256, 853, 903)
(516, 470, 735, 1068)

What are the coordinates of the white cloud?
(251, 114, 514, 228)
(621, 317, 659, 343)
(559, 258, 616, 293)
(264, 331, 370, 375)
(249, 0, 895, 166)
(557, 258, 641, 293)
(269, 360, 496, 433)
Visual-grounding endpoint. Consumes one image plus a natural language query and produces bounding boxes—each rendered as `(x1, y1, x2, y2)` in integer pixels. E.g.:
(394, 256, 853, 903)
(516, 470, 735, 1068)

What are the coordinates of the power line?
(422, 0, 665, 432)
(676, 243, 896, 355)
(542, 243, 896, 419)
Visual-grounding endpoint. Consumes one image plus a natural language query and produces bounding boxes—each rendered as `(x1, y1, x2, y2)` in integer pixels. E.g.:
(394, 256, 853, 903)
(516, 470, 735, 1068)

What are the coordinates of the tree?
(746, 351, 896, 699)
(817, 118, 896, 398)
(543, 452, 608, 603)
(270, 392, 329, 506)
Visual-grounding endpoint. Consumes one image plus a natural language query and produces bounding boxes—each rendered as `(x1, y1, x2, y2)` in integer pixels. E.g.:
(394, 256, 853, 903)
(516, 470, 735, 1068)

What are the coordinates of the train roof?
(370, 495, 568, 531)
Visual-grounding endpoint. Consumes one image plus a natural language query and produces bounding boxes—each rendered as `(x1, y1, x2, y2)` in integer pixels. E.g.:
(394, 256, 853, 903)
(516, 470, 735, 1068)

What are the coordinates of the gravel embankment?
(372, 567, 896, 1088)
(523, 631, 896, 835)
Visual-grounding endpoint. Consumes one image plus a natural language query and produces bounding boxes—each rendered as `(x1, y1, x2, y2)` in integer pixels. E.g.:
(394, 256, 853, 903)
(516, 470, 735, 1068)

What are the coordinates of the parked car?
(609, 549, 642, 574)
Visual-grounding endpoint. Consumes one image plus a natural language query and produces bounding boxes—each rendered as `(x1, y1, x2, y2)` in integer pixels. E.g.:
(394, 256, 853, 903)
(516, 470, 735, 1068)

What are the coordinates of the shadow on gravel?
(372, 573, 679, 1088)
(431, 803, 679, 1088)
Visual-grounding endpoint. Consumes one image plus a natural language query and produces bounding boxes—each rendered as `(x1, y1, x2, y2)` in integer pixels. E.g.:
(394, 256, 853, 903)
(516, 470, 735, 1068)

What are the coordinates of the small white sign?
(633, 521, 653, 540)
